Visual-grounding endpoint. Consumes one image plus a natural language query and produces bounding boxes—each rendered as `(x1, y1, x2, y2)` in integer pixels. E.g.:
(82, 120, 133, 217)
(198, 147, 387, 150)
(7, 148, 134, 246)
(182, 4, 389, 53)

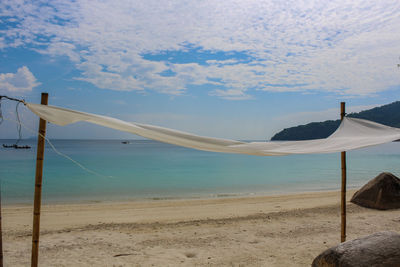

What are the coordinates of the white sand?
(2, 190, 400, 266)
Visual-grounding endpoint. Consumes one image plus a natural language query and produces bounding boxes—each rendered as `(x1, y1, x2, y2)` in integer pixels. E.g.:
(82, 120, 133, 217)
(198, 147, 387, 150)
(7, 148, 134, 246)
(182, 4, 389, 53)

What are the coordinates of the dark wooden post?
(31, 93, 48, 267)
(340, 102, 347, 242)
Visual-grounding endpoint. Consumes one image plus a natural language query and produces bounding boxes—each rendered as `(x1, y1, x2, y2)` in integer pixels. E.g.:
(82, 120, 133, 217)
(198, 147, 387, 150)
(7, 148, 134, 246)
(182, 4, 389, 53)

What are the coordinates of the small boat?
(121, 141, 130, 144)
(17, 145, 31, 149)
(2, 144, 14, 148)
(2, 144, 31, 149)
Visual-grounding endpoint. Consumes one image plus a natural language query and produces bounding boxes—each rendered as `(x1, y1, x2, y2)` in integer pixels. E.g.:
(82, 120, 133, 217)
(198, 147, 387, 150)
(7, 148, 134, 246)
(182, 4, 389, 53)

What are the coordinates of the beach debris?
(113, 253, 134, 257)
(312, 231, 400, 267)
(350, 172, 400, 210)
(184, 252, 197, 258)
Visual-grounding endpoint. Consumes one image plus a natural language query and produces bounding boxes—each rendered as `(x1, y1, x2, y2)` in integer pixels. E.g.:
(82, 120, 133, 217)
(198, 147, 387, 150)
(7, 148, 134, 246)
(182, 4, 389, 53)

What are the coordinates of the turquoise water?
(1, 139, 400, 204)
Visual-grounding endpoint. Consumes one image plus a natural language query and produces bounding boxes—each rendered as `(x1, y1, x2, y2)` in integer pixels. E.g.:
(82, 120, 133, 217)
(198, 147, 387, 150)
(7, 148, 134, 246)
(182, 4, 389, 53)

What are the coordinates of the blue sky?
(0, 0, 400, 140)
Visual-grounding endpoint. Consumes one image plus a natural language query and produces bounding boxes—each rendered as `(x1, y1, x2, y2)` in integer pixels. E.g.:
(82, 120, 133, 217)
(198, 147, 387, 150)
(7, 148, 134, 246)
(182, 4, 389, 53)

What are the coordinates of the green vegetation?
(271, 101, 400, 141)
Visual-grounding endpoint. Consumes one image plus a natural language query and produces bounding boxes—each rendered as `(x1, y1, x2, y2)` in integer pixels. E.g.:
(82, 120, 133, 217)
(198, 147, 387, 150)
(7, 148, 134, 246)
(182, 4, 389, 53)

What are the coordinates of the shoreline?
(4, 187, 351, 204)
(2, 184, 364, 206)
(3, 189, 400, 266)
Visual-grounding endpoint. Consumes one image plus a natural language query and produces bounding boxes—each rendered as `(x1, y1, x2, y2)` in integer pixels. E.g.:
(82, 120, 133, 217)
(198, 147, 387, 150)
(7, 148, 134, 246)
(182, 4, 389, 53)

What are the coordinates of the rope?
(0, 96, 25, 146)
(0, 95, 113, 179)
(15, 101, 22, 145)
(2, 116, 113, 179)
(0, 95, 25, 104)
(0, 98, 3, 126)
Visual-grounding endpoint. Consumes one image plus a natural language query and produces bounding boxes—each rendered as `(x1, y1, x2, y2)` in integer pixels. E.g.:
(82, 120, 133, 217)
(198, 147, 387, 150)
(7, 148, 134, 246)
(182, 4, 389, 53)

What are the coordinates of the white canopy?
(26, 103, 400, 156)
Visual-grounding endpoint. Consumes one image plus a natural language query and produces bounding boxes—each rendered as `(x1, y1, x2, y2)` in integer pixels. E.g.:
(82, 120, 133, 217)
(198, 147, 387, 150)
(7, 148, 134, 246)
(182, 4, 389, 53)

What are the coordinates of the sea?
(1, 139, 400, 204)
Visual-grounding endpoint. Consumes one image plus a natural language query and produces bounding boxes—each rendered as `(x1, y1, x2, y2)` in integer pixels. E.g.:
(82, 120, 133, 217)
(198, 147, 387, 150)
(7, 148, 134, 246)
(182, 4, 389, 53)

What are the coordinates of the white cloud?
(210, 88, 253, 101)
(36, 41, 80, 62)
(0, 0, 399, 98)
(0, 66, 40, 93)
(0, 36, 5, 49)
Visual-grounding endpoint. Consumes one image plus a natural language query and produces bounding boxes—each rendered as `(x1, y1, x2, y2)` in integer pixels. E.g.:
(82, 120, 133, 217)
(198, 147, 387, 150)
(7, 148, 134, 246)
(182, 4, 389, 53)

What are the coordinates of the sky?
(0, 0, 400, 140)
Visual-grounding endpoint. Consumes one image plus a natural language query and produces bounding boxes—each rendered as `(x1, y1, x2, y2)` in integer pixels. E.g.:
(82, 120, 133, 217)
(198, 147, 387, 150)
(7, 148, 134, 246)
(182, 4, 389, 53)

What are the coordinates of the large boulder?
(312, 231, 400, 267)
(350, 172, 400, 210)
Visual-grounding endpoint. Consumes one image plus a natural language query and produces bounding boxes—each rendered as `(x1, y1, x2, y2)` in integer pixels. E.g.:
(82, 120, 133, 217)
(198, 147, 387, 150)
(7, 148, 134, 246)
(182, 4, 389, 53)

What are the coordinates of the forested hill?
(271, 101, 400, 141)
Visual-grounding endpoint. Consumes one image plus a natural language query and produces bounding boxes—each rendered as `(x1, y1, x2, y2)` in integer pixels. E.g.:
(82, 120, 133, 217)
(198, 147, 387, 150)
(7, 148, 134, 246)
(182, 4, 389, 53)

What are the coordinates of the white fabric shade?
(26, 103, 400, 156)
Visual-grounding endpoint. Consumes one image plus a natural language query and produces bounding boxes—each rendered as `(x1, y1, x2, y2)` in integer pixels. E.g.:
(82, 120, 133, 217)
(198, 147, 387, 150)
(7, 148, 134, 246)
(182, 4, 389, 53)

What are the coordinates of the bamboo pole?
(340, 102, 347, 243)
(31, 93, 48, 267)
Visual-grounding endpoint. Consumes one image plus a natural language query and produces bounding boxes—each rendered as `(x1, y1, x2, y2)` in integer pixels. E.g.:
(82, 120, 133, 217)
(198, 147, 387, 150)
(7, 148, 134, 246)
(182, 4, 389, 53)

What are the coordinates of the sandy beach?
(2, 190, 400, 266)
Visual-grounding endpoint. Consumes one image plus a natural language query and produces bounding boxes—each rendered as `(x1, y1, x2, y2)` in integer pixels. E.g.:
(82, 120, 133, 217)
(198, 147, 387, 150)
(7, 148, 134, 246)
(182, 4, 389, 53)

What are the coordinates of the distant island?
(271, 101, 400, 141)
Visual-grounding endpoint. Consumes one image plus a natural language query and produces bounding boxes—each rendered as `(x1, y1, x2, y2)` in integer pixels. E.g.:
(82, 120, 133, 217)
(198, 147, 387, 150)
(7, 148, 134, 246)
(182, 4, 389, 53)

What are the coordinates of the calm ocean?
(1, 139, 400, 204)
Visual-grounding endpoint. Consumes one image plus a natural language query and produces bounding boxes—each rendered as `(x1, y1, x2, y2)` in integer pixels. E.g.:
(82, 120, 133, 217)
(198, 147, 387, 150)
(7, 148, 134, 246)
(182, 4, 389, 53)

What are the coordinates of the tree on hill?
(271, 101, 400, 141)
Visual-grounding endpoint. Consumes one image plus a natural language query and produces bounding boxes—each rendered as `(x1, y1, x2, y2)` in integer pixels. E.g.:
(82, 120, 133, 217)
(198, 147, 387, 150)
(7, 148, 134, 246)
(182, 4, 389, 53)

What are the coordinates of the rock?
(350, 172, 400, 210)
(312, 231, 400, 267)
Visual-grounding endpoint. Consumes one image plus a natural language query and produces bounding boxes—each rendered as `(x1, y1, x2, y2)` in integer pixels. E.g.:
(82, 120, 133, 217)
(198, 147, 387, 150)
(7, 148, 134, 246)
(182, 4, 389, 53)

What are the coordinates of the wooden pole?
(31, 93, 48, 267)
(340, 102, 347, 243)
